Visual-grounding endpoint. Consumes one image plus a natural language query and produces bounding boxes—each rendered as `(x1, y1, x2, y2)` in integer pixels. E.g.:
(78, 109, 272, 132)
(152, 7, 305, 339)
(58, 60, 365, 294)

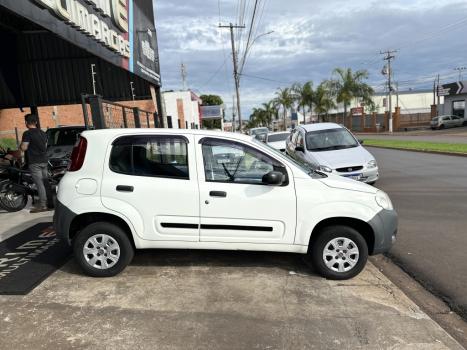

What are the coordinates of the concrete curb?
(365, 145, 467, 158)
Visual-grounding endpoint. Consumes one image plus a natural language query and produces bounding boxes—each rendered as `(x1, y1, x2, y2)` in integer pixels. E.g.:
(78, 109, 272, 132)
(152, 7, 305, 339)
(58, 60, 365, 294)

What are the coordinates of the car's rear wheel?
(73, 222, 134, 277)
(309, 225, 368, 280)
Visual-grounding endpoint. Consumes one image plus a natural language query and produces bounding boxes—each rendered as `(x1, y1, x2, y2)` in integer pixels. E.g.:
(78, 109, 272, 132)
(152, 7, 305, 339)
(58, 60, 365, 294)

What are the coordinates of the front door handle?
(209, 191, 227, 198)
(116, 185, 134, 192)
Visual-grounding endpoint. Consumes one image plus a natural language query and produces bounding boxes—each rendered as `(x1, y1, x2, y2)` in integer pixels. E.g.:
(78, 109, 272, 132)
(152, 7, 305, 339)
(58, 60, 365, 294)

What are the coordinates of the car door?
(101, 134, 200, 241)
(294, 130, 308, 164)
(195, 136, 297, 244)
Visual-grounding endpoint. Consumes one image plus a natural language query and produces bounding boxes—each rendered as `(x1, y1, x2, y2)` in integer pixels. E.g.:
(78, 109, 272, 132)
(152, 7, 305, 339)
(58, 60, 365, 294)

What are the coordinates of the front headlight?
(375, 190, 393, 210)
(367, 160, 377, 169)
(319, 165, 332, 173)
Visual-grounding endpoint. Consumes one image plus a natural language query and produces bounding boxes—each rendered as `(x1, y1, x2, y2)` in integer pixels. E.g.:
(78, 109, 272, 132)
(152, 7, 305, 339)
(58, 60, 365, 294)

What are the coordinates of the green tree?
(274, 87, 294, 131)
(292, 81, 314, 125)
(328, 68, 374, 124)
(261, 101, 276, 129)
(314, 81, 336, 122)
(200, 94, 224, 106)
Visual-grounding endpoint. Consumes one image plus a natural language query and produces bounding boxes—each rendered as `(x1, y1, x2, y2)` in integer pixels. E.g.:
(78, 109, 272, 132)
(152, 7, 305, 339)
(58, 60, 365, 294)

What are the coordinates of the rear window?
(268, 133, 289, 142)
(110, 135, 189, 180)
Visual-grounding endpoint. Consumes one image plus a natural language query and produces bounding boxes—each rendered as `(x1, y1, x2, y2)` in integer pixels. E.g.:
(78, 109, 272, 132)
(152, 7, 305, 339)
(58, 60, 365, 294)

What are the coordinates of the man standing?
(20, 114, 50, 213)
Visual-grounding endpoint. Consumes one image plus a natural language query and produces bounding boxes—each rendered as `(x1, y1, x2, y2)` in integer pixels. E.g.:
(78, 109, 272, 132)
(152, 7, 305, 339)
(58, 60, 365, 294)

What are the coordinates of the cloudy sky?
(154, 0, 467, 119)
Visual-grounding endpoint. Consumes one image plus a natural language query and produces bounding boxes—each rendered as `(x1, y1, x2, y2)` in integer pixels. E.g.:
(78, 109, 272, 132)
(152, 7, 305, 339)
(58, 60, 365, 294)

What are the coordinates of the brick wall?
(0, 100, 155, 141)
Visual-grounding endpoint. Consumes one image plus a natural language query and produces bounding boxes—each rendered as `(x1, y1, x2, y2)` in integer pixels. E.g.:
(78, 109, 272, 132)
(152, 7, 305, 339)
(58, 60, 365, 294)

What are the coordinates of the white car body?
(267, 131, 290, 152)
(54, 129, 397, 279)
(286, 123, 379, 184)
(430, 115, 465, 129)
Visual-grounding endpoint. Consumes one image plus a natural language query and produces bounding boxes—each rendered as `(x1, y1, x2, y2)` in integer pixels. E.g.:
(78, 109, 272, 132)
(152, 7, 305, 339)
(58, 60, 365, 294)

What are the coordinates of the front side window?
(201, 138, 287, 185)
(306, 128, 358, 152)
(110, 135, 189, 179)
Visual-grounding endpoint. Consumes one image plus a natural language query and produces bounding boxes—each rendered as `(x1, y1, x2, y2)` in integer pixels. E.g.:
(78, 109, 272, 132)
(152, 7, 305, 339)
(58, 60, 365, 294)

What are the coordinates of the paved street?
(368, 147, 467, 319)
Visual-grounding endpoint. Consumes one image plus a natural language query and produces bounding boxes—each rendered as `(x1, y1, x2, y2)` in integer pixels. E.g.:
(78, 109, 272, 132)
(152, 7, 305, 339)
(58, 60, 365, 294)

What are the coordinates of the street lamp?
(239, 31, 274, 74)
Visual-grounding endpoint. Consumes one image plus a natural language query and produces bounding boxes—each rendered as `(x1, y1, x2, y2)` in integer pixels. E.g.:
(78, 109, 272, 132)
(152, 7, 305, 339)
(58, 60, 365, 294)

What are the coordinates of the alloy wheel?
(83, 234, 121, 269)
(322, 237, 360, 273)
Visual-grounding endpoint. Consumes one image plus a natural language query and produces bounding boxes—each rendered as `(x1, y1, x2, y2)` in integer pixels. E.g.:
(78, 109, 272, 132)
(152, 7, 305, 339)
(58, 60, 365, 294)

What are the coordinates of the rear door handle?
(209, 191, 227, 198)
(116, 185, 134, 192)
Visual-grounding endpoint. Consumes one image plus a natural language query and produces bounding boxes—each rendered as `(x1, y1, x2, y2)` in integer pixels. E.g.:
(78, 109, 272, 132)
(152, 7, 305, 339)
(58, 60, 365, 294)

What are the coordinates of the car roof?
(298, 123, 344, 132)
(48, 125, 87, 130)
(268, 131, 290, 135)
(81, 128, 255, 143)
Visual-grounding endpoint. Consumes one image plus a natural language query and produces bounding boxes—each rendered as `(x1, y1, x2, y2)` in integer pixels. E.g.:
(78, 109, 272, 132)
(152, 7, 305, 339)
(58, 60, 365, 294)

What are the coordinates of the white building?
(162, 90, 202, 129)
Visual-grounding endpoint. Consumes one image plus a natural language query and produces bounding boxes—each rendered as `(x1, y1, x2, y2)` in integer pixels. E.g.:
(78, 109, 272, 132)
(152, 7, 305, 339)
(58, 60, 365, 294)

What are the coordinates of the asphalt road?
(368, 147, 467, 318)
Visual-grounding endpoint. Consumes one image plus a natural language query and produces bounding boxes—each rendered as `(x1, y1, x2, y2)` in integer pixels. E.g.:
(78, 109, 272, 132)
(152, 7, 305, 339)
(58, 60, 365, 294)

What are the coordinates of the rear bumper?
(368, 209, 398, 255)
(53, 199, 76, 246)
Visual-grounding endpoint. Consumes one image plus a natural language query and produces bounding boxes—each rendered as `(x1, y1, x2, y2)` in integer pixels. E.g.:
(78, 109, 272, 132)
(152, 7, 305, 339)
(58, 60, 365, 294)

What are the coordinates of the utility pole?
(130, 81, 136, 101)
(91, 64, 97, 95)
(181, 63, 188, 90)
(454, 67, 467, 82)
(437, 74, 441, 106)
(380, 50, 397, 133)
(232, 95, 236, 132)
(219, 23, 245, 131)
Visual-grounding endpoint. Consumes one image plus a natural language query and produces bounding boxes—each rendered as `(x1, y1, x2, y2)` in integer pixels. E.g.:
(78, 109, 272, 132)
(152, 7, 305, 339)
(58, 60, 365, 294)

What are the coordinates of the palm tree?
(262, 101, 276, 129)
(292, 81, 314, 124)
(329, 68, 374, 125)
(274, 87, 294, 131)
(314, 81, 336, 122)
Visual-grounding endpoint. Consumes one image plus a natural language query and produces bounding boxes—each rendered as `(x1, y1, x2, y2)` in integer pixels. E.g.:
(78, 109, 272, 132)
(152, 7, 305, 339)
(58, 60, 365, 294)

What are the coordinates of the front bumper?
(334, 167, 379, 184)
(368, 209, 398, 255)
(53, 199, 77, 246)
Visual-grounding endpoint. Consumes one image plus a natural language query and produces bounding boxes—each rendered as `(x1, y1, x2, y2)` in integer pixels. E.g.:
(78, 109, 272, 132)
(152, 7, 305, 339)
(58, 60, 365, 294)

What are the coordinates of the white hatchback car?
(266, 131, 290, 152)
(54, 129, 397, 280)
(286, 123, 379, 184)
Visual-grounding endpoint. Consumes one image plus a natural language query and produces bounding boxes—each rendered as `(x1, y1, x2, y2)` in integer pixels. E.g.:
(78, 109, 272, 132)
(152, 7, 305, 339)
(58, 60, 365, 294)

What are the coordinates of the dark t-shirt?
(22, 128, 48, 164)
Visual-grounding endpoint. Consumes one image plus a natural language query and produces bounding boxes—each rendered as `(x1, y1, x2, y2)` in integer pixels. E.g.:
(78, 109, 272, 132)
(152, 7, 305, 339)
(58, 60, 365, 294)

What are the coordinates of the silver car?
(430, 115, 465, 129)
(266, 131, 290, 152)
(286, 123, 379, 184)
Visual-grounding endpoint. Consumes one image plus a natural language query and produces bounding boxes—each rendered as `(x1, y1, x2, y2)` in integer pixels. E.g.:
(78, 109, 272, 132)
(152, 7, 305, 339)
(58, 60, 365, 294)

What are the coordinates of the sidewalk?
(0, 211, 464, 349)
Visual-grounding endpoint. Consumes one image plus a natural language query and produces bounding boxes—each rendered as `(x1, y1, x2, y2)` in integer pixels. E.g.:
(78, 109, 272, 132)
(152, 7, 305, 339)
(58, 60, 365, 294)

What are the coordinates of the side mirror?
(262, 171, 284, 185)
(358, 139, 364, 145)
(295, 145, 305, 152)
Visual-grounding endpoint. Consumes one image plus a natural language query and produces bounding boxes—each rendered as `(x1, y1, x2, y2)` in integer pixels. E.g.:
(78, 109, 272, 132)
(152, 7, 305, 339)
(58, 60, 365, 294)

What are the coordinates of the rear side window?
(110, 135, 189, 179)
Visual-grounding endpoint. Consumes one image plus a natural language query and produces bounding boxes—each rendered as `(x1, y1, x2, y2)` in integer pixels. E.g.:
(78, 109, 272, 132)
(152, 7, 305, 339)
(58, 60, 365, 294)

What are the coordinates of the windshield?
(250, 128, 268, 136)
(268, 133, 289, 142)
(432, 117, 439, 122)
(252, 138, 325, 178)
(46, 128, 85, 147)
(305, 128, 358, 152)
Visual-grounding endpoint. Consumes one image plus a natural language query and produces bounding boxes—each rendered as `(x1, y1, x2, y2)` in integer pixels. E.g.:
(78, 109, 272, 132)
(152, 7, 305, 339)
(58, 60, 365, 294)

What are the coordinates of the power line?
(240, 73, 293, 85)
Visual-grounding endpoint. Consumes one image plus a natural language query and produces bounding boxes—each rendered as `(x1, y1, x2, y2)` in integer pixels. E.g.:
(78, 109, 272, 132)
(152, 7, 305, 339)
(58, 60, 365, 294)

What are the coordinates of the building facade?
(162, 90, 202, 129)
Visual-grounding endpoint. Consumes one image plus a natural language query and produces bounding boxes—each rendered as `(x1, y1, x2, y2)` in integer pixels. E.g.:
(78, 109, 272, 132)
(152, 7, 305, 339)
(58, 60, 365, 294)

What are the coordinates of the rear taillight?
(68, 137, 87, 172)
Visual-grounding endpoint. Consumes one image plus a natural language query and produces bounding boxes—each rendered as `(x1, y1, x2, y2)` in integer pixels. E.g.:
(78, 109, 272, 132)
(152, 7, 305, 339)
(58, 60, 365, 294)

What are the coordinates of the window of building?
(453, 100, 466, 118)
(201, 138, 287, 185)
(110, 136, 189, 179)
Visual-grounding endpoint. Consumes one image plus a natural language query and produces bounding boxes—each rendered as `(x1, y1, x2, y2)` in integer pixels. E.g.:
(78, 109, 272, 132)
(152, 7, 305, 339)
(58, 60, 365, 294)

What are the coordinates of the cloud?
(154, 0, 467, 118)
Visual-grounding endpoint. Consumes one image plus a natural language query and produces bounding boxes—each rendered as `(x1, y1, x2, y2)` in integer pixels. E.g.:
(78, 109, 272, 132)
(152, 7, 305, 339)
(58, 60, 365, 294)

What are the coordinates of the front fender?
(295, 201, 379, 246)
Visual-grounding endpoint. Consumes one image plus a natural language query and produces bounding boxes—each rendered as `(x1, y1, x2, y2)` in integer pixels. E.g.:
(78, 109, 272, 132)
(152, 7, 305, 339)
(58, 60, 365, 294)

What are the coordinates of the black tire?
(367, 181, 376, 186)
(439, 124, 445, 129)
(309, 225, 368, 280)
(0, 181, 28, 212)
(73, 221, 134, 277)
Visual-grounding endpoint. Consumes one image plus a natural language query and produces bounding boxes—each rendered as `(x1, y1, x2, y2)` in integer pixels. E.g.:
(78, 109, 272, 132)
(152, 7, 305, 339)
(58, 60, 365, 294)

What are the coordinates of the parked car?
(266, 131, 290, 152)
(430, 115, 465, 129)
(286, 123, 379, 184)
(54, 129, 397, 280)
(249, 127, 269, 142)
(46, 125, 87, 167)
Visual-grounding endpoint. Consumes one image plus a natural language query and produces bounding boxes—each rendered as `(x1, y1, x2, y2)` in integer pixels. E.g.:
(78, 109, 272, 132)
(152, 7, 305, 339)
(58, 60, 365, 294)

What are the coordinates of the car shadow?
(62, 249, 319, 277)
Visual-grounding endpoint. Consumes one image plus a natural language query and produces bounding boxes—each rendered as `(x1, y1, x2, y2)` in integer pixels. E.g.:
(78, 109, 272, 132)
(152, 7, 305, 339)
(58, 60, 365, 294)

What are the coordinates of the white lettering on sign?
(32, 0, 130, 58)
(142, 40, 155, 62)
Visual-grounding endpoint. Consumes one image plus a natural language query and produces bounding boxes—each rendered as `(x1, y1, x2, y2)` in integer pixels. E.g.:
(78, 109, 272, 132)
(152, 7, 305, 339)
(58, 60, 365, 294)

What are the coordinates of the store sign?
(33, 0, 130, 57)
(440, 81, 467, 96)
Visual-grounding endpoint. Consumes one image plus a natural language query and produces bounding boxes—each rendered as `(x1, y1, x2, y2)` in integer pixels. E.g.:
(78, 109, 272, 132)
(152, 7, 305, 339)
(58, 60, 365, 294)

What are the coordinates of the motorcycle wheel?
(0, 181, 28, 212)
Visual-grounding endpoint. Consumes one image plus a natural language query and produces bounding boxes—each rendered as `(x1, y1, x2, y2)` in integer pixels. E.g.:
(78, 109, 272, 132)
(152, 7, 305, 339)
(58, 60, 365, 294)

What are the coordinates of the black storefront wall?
(0, 0, 161, 109)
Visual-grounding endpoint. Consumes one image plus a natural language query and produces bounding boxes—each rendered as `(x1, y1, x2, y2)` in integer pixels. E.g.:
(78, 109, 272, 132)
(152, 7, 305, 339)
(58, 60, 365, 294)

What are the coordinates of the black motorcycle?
(0, 157, 67, 212)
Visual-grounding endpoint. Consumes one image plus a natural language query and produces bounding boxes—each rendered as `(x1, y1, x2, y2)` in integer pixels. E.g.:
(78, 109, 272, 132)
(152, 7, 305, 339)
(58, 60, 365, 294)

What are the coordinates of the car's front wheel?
(309, 225, 368, 280)
(73, 222, 134, 277)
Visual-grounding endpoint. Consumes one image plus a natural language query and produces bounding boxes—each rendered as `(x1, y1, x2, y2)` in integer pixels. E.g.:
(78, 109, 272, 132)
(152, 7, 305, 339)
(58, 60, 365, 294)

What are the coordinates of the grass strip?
(363, 139, 467, 155)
